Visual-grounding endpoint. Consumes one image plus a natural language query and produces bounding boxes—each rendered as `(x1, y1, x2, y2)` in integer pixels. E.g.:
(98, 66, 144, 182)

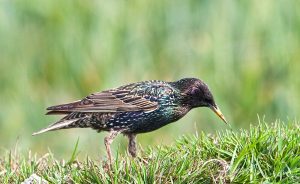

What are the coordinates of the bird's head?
(174, 78, 227, 124)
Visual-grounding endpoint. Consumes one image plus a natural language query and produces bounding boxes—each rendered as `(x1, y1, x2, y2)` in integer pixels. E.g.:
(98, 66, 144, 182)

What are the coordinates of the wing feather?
(46, 89, 158, 114)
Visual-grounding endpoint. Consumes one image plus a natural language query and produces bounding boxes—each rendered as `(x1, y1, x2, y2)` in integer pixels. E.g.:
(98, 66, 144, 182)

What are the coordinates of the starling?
(33, 78, 227, 164)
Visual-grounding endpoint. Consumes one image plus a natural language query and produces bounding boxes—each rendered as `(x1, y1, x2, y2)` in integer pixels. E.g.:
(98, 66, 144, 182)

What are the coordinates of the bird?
(33, 78, 227, 164)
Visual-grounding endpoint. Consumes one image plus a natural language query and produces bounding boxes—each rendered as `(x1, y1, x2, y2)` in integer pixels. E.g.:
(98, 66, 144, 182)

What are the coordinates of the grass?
(1, 121, 300, 183)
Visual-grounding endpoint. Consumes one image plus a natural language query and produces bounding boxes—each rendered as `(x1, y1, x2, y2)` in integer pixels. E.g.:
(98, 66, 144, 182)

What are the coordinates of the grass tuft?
(1, 122, 300, 183)
(67, 137, 80, 165)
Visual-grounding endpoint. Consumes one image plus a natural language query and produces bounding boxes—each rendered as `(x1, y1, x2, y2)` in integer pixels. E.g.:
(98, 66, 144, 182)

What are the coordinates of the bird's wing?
(46, 89, 158, 114)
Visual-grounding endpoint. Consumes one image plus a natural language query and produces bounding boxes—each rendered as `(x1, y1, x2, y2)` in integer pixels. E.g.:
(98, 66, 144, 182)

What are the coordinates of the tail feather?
(32, 119, 79, 136)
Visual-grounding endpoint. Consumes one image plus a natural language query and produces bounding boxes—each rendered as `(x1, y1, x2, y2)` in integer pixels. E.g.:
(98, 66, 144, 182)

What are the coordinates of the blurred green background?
(1, 0, 299, 159)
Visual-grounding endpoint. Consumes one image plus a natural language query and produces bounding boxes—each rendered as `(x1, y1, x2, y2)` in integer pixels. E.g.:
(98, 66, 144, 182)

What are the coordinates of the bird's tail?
(32, 119, 80, 136)
(32, 112, 92, 136)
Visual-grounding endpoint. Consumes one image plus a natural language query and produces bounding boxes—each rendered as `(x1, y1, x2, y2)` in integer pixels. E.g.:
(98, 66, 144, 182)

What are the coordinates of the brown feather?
(46, 111, 71, 115)
(46, 89, 158, 113)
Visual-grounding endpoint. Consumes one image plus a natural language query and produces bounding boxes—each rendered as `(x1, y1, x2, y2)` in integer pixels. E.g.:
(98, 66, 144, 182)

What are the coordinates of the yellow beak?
(210, 105, 227, 124)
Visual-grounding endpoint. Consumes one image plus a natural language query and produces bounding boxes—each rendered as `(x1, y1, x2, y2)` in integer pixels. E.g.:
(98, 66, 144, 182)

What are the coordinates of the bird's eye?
(191, 87, 200, 95)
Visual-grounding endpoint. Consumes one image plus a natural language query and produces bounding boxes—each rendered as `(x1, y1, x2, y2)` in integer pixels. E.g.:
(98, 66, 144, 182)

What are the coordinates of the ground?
(1, 122, 300, 183)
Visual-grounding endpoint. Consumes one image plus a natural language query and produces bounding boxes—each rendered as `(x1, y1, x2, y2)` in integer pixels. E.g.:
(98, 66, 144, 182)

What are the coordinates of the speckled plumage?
(33, 78, 226, 164)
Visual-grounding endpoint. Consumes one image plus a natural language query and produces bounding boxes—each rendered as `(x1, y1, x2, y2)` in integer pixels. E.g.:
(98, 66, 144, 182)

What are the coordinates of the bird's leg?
(104, 130, 119, 166)
(127, 134, 137, 157)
